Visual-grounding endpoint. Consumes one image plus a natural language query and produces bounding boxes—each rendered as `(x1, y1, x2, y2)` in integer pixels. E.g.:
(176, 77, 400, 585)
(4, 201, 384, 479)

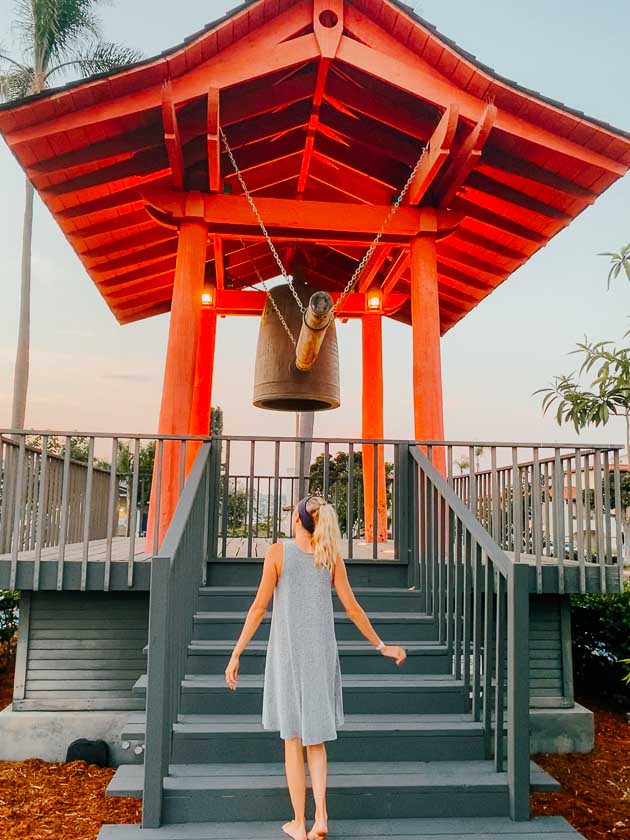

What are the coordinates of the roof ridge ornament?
(314, 0, 344, 59)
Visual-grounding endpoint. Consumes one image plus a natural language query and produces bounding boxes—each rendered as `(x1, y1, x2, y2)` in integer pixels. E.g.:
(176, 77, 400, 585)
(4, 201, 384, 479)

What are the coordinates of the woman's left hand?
(225, 654, 240, 690)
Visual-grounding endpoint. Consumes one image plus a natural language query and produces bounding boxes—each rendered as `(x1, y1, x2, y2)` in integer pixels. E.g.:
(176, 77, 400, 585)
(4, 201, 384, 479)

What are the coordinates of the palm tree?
(0, 0, 141, 431)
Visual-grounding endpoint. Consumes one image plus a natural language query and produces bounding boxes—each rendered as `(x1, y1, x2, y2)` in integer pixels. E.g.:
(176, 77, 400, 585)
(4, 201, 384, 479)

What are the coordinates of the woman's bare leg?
(306, 743, 328, 839)
(282, 736, 308, 840)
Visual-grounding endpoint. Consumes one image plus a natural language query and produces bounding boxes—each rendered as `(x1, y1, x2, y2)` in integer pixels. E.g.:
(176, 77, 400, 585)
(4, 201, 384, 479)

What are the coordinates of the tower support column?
(362, 312, 388, 543)
(146, 218, 209, 549)
(410, 228, 446, 474)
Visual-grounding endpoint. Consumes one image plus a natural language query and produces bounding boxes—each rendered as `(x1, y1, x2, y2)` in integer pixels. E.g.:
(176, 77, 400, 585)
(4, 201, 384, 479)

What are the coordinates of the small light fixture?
(366, 288, 383, 312)
(201, 284, 215, 307)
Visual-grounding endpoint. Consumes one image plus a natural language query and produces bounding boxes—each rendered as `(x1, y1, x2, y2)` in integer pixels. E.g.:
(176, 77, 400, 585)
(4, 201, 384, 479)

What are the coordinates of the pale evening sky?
(0, 0, 629, 453)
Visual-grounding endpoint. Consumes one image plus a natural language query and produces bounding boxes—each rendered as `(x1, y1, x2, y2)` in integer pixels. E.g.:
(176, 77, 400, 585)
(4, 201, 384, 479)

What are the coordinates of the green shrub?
(0, 590, 19, 671)
(571, 582, 630, 707)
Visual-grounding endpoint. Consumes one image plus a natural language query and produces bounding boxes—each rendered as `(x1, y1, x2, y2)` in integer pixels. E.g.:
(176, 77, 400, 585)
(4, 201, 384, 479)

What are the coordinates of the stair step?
(98, 815, 583, 839)
(205, 559, 409, 588)
(133, 673, 469, 715)
(121, 712, 486, 762)
(186, 640, 450, 675)
(198, 586, 427, 613)
(107, 761, 559, 822)
(193, 611, 436, 641)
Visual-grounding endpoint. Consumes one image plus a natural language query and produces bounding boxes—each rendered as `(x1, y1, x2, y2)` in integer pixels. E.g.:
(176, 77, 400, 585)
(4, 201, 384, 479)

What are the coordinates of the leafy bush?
(571, 582, 630, 707)
(0, 590, 19, 671)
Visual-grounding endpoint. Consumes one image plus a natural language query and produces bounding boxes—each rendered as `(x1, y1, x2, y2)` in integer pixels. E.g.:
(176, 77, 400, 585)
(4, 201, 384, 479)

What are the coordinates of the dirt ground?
(531, 700, 630, 840)
(0, 664, 629, 840)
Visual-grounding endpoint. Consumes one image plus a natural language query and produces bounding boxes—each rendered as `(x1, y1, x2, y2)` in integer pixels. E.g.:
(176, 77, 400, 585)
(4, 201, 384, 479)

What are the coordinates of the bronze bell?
(253, 282, 340, 411)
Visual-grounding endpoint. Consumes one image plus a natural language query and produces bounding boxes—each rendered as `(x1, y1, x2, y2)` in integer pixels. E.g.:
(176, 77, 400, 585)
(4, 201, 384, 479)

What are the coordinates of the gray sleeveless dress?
(262, 539, 344, 745)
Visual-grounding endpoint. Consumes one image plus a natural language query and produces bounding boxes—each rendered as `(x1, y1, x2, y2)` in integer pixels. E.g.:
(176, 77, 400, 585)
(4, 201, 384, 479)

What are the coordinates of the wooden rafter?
(213, 236, 225, 290)
(381, 251, 409, 294)
(207, 87, 221, 192)
(161, 82, 184, 190)
(297, 0, 343, 197)
(434, 103, 496, 208)
(336, 13, 626, 176)
(401, 104, 460, 206)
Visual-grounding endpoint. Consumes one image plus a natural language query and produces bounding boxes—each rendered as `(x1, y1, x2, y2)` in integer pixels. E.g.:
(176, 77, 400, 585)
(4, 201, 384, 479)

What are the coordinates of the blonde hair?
(305, 496, 341, 573)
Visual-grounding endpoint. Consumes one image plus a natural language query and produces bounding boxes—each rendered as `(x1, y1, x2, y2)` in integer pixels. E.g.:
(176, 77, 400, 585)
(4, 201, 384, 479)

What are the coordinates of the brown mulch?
(0, 759, 141, 839)
(0, 650, 627, 840)
(532, 702, 630, 840)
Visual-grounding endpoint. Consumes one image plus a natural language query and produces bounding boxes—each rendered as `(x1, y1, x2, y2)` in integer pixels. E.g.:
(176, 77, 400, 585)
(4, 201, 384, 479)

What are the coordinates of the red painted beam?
(213, 289, 407, 318)
(142, 188, 463, 243)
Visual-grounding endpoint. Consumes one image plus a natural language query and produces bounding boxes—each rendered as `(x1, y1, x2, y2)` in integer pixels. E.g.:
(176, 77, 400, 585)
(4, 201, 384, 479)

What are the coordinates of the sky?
(0, 0, 629, 452)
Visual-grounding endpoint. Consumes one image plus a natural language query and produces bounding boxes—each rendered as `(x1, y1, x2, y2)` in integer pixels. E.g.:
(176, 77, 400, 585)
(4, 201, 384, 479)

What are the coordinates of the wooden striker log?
(295, 291, 334, 371)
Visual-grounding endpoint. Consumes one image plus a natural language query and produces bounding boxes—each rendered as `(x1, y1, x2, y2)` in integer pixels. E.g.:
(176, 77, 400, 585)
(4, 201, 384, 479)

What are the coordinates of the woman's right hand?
(381, 644, 407, 665)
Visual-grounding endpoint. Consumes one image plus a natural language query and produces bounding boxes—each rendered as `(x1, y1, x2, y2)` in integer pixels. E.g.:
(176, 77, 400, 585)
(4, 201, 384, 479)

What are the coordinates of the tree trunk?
(10, 177, 34, 432)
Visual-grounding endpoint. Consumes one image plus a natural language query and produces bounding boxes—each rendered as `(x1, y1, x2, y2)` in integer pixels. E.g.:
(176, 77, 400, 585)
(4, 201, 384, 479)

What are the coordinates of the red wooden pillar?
(410, 231, 446, 474)
(362, 312, 388, 542)
(146, 218, 209, 548)
(186, 291, 218, 472)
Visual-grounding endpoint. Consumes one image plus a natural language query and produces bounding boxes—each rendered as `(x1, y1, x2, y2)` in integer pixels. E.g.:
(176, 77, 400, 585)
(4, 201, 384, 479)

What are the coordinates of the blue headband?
(297, 496, 315, 533)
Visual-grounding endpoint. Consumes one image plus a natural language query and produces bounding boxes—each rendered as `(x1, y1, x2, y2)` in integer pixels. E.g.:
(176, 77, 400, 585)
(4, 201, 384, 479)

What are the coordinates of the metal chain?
(220, 125, 428, 326)
(241, 241, 298, 349)
(332, 144, 429, 313)
(220, 127, 305, 318)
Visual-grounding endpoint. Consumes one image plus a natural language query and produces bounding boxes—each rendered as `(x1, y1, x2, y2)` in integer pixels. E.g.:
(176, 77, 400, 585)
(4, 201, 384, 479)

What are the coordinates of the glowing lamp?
(366, 289, 383, 311)
(201, 285, 215, 306)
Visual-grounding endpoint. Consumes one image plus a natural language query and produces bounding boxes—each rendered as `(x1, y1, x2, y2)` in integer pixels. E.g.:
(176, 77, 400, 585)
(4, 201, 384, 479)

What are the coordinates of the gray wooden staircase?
(97, 442, 587, 839)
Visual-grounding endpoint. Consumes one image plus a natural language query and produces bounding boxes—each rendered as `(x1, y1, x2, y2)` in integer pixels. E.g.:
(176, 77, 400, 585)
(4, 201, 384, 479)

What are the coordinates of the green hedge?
(0, 590, 19, 671)
(571, 582, 630, 707)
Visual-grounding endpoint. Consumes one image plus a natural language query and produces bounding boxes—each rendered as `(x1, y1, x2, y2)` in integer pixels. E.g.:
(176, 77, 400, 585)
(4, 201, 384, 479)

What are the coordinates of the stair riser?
(177, 687, 469, 716)
(162, 787, 509, 823)
(186, 652, 452, 676)
(192, 619, 436, 642)
(205, 563, 409, 588)
(170, 732, 485, 764)
(197, 592, 428, 613)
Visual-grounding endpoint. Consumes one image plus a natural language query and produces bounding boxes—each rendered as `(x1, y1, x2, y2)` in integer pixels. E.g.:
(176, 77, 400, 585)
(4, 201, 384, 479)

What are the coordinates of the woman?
(225, 495, 407, 840)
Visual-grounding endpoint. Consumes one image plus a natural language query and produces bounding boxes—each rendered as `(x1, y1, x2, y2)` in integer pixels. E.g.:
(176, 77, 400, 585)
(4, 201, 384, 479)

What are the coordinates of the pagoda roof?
(0, 0, 629, 331)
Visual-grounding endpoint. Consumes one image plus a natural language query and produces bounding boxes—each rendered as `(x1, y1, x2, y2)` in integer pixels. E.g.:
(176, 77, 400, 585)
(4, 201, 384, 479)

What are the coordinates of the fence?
(0, 430, 212, 590)
(142, 441, 214, 827)
(409, 445, 530, 819)
(212, 436, 399, 560)
(448, 443, 625, 593)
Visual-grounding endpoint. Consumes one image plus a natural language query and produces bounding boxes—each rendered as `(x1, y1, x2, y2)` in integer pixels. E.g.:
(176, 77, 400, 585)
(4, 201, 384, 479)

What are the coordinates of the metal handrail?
(409, 445, 530, 821)
(142, 440, 214, 828)
(0, 429, 621, 448)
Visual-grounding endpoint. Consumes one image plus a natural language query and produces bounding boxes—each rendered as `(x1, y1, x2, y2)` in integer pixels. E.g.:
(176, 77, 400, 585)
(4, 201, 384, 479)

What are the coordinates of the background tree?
(537, 338, 630, 551)
(309, 450, 394, 537)
(599, 243, 630, 289)
(0, 0, 141, 431)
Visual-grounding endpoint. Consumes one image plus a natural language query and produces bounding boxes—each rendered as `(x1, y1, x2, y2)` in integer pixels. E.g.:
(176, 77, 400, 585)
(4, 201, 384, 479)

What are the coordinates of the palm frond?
(48, 40, 143, 80)
(13, 0, 104, 72)
(0, 67, 34, 100)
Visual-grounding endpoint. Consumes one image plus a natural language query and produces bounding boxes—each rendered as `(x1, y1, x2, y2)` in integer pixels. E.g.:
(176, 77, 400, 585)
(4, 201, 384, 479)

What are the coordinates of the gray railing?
(409, 445, 530, 820)
(0, 434, 111, 554)
(0, 429, 212, 589)
(142, 440, 215, 828)
(449, 443, 624, 593)
(213, 436, 399, 560)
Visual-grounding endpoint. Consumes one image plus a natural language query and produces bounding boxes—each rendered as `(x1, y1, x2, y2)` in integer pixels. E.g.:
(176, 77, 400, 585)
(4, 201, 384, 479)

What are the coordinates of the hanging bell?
(253, 282, 341, 411)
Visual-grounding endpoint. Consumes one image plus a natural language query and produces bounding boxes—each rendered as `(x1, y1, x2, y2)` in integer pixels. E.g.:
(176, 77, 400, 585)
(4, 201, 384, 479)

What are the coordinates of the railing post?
(507, 562, 530, 820)
(408, 444, 420, 591)
(143, 554, 171, 829)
